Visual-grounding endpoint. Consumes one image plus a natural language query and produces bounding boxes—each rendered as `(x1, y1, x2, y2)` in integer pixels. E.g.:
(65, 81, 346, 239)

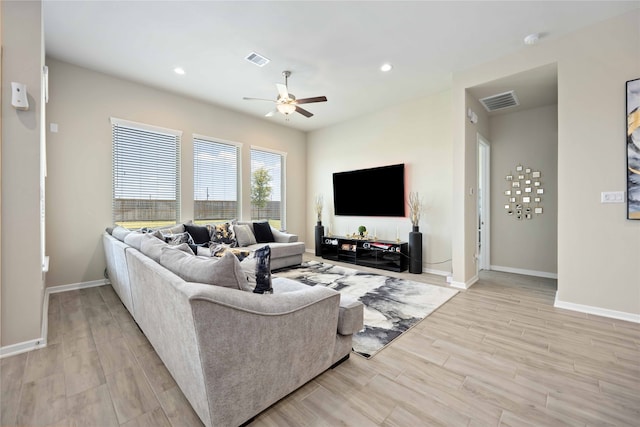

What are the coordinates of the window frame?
(111, 117, 182, 228)
(250, 146, 286, 230)
(192, 134, 241, 222)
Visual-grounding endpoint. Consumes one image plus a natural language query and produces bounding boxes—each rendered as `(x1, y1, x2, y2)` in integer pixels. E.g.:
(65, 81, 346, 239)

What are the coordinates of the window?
(193, 136, 239, 222)
(111, 118, 181, 228)
(250, 148, 285, 229)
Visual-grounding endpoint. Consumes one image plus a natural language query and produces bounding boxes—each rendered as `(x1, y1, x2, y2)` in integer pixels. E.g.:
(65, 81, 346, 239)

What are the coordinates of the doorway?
(477, 135, 490, 272)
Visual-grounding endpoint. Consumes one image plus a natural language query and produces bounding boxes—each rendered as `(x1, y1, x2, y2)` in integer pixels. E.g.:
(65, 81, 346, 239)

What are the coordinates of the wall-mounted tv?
(333, 164, 405, 217)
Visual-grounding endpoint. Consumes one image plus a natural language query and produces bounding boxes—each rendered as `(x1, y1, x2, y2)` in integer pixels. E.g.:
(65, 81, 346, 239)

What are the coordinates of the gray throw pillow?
(140, 234, 169, 262)
(234, 224, 257, 247)
(159, 247, 247, 289)
(124, 231, 146, 250)
(112, 226, 131, 241)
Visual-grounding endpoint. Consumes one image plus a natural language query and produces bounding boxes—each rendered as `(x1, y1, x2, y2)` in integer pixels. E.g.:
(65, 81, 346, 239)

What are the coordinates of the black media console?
(320, 236, 408, 273)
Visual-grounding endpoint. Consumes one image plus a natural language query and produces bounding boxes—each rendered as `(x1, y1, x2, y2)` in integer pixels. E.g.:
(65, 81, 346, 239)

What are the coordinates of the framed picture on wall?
(627, 78, 640, 219)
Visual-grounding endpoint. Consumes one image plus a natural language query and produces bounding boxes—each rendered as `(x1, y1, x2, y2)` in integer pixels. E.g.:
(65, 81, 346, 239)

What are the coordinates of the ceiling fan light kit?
(244, 70, 327, 119)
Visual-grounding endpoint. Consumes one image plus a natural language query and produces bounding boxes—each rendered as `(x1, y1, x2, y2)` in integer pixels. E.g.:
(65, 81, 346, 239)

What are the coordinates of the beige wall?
(44, 58, 306, 288)
(1, 0, 44, 347)
(490, 105, 558, 275)
(306, 91, 453, 274)
(454, 11, 640, 315)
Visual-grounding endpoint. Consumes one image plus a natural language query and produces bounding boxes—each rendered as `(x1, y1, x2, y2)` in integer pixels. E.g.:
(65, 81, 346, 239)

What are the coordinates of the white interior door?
(477, 135, 490, 272)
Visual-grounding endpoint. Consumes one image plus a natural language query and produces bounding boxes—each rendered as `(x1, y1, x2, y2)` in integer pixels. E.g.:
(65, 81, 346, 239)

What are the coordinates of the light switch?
(50, 123, 58, 133)
(601, 191, 625, 203)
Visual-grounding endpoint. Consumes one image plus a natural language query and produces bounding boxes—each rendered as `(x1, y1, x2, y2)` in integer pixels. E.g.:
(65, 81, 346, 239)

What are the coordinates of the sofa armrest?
(185, 283, 340, 426)
(271, 227, 298, 243)
(338, 294, 364, 335)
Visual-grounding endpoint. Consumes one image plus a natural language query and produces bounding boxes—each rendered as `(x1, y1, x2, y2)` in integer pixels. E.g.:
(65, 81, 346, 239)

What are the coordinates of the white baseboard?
(490, 265, 558, 279)
(46, 278, 108, 294)
(554, 295, 640, 324)
(0, 279, 109, 359)
(450, 274, 479, 290)
(0, 338, 46, 358)
(423, 267, 451, 277)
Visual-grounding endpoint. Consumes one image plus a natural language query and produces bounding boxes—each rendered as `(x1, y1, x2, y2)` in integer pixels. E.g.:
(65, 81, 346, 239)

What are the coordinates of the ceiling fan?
(243, 70, 327, 118)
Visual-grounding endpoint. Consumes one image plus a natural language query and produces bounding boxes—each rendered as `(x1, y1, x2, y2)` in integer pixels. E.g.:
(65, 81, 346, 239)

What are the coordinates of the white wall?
(454, 11, 640, 316)
(1, 0, 45, 347)
(490, 105, 558, 276)
(307, 91, 453, 275)
(44, 58, 307, 287)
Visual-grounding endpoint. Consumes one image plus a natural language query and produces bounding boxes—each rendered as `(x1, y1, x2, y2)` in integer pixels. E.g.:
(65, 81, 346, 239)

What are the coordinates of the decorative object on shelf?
(408, 192, 424, 274)
(627, 77, 640, 219)
(314, 194, 324, 256)
(358, 225, 367, 238)
(504, 165, 544, 220)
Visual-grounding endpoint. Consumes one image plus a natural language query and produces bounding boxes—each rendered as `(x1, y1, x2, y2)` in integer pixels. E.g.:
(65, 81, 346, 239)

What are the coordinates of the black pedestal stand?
(314, 222, 325, 256)
(409, 226, 423, 274)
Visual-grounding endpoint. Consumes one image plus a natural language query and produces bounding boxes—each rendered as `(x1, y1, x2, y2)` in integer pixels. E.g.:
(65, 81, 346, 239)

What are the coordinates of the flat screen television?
(333, 164, 405, 217)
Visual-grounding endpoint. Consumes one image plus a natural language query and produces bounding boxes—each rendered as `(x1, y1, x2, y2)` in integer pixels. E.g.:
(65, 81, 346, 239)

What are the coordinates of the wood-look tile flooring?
(2, 257, 639, 426)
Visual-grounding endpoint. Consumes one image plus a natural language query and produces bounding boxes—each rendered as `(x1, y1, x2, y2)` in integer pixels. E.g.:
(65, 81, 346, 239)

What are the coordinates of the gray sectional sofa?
(102, 223, 364, 427)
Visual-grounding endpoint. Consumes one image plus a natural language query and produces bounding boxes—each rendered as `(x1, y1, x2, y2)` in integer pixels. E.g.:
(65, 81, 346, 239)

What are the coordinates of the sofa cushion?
(159, 247, 246, 289)
(208, 222, 237, 246)
(184, 224, 211, 245)
(244, 242, 305, 259)
(157, 223, 185, 234)
(233, 224, 257, 247)
(252, 221, 275, 243)
(239, 246, 273, 294)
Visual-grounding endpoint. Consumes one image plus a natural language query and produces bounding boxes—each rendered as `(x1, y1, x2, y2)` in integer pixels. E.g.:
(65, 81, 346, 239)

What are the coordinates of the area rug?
(274, 261, 458, 358)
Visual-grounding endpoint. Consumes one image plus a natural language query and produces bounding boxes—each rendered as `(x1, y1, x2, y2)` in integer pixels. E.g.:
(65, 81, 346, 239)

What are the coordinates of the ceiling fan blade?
(296, 96, 327, 105)
(295, 106, 314, 118)
(243, 97, 275, 102)
(265, 109, 277, 117)
(276, 83, 289, 100)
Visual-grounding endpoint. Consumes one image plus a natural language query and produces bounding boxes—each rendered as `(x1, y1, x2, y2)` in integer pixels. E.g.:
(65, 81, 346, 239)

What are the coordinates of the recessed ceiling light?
(380, 63, 393, 72)
(174, 67, 185, 75)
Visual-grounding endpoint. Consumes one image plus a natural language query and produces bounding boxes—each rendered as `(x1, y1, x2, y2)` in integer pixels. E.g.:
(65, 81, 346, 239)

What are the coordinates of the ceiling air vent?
(245, 52, 270, 67)
(479, 90, 519, 112)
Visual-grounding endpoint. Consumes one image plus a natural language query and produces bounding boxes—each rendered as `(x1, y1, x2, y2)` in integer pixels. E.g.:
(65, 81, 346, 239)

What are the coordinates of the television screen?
(333, 164, 405, 217)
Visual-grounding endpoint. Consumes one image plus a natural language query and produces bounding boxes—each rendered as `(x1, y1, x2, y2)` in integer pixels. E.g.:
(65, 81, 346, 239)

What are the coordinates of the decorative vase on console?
(314, 195, 324, 256)
(408, 192, 423, 274)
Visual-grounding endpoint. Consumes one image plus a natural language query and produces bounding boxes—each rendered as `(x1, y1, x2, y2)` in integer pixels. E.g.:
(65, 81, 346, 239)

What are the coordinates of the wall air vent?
(245, 52, 270, 67)
(479, 90, 520, 112)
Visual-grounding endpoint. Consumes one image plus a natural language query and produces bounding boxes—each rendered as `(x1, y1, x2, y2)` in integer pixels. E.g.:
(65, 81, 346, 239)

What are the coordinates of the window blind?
(111, 118, 181, 226)
(250, 148, 283, 224)
(193, 137, 239, 220)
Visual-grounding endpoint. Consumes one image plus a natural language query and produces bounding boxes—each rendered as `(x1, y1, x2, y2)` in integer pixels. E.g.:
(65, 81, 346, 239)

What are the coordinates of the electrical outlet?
(601, 191, 625, 203)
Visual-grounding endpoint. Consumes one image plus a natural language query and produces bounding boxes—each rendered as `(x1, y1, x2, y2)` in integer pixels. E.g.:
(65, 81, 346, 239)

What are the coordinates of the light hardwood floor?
(2, 256, 639, 426)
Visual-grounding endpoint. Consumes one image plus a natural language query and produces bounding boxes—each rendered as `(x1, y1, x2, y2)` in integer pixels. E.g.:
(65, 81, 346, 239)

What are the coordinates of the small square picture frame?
(505, 190, 511, 196)
(516, 190, 522, 195)
(532, 171, 541, 178)
(506, 175, 513, 181)
(525, 168, 531, 174)
(534, 181, 541, 187)
(505, 204, 510, 209)
(525, 213, 532, 220)
(534, 197, 541, 203)
(516, 165, 523, 172)
(510, 197, 516, 202)
(535, 207, 543, 214)
(525, 179, 531, 185)
(512, 182, 520, 188)
(537, 188, 544, 194)
(522, 196, 531, 203)
(525, 187, 532, 193)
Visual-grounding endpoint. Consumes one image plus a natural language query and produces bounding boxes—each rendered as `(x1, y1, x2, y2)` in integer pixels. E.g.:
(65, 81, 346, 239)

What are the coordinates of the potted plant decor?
(314, 195, 324, 256)
(358, 225, 367, 238)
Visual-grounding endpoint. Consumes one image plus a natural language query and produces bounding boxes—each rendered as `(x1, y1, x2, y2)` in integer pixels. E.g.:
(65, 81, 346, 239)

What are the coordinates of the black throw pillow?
(252, 221, 275, 243)
(184, 224, 211, 245)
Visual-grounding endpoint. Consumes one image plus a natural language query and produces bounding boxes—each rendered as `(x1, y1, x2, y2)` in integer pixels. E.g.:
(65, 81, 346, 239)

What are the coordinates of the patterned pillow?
(238, 246, 272, 294)
(163, 231, 194, 246)
(208, 222, 237, 246)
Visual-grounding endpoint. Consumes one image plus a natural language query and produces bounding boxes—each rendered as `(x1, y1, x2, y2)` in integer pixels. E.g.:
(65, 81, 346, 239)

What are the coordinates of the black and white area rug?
(274, 261, 458, 358)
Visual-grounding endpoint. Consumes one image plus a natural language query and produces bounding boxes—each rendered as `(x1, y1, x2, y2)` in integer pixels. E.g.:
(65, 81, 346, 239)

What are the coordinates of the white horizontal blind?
(250, 148, 283, 223)
(193, 137, 239, 220)
(112, 119, 181, 225)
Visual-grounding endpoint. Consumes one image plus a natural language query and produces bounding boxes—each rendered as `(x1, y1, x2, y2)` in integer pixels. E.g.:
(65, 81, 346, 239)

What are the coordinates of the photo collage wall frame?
(504, 164, 544, 220)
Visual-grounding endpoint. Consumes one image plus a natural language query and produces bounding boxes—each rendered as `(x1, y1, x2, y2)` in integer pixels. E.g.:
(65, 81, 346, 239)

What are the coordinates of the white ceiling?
(43, 1, 639, 132)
